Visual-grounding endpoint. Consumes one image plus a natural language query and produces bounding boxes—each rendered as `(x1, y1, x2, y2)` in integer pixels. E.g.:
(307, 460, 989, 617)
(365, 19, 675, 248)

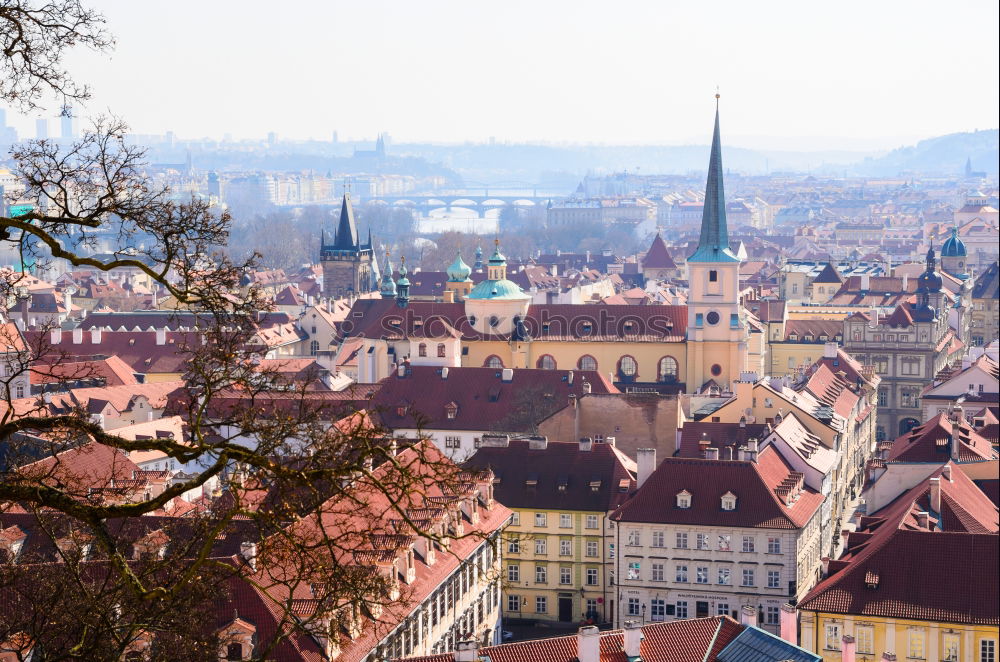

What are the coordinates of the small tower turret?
(379, 251, 397, 299)
(395, 256, 410, 308)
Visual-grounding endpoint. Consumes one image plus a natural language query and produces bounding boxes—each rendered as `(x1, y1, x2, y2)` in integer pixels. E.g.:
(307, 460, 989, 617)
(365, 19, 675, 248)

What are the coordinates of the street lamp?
(641, 603, 647, 625)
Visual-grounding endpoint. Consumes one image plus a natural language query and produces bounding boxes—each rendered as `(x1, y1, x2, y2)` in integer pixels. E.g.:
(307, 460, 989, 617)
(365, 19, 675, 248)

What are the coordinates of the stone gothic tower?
(320, 193, 374, 298)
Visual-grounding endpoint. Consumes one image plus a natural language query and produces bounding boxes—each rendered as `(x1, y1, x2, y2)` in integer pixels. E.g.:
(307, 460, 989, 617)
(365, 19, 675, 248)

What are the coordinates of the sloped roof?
(465, 438, 636, 513)
(643, 233, 678, 270)
(611, 446, 823, 530)
(887, 413, 996, 463)
(812, 262, 843, 284)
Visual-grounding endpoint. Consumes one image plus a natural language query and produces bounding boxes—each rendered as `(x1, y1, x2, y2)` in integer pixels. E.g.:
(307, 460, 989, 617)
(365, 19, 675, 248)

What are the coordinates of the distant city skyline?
(3, 0, 998, 152)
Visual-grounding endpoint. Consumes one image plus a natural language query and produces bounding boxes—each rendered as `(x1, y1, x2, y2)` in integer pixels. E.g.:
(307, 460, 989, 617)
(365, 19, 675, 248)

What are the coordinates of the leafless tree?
(0, 4, 496, 660)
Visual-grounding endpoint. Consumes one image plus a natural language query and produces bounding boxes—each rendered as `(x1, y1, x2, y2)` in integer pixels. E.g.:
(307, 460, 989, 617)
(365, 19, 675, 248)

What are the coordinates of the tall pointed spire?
(688, 95, 739, 263)
(332, 193, 360, 250)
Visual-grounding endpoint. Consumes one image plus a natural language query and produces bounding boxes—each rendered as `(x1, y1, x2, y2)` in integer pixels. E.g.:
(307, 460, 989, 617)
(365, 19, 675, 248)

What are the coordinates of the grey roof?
(973, 261, 999, 300)
(688, 101, 739, 263)
(332, 193, 359, 250)
(716, 626, 821, 662)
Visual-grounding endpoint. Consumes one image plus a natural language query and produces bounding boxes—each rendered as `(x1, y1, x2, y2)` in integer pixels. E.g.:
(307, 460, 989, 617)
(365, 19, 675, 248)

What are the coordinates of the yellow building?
(464, 437, 635, 625)
(798, 466, 999, 661)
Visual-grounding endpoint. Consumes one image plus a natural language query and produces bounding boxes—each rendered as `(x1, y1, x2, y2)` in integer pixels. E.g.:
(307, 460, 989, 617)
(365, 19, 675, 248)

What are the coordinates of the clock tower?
(685, 98, 750, 391)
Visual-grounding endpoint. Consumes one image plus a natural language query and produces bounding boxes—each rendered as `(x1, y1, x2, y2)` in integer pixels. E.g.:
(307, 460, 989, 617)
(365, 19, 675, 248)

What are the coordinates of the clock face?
(706, 311, 721, 325)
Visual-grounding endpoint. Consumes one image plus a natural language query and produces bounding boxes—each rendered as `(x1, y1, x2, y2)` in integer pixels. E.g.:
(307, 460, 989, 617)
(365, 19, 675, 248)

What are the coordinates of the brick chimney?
(842, 635, 856, 662)
(779, 603, 797, 644)
(623, 620, 642, 658)
(577, 625, 601, 662)
(636, 448, 656, 489)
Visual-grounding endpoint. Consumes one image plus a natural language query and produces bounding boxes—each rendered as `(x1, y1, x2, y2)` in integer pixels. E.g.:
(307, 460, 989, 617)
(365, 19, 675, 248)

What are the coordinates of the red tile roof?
(400, 616, 745, 662)
(611, 446, 823, 529)
(372, 366, 618, 431)
(30, 356, 139, 387)
(799, 466, 999, 625)
(887, 413, 996, 463)
(643, 233, 678, 270)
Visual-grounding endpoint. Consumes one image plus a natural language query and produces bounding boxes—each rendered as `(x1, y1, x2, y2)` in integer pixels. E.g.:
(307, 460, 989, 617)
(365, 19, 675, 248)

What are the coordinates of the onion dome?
(379, 251, 396, 298)
(940, 226, 967, 257)
(447, 251, 472, 282)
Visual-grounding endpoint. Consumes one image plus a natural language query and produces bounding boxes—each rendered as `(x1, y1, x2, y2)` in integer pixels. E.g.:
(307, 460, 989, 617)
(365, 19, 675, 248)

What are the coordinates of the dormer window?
(676, 490, 692, 509)
(445, 402, 458, 419)
(396, 405, 408, 417)
(819, 335, 828, 341)
(789, 334, 799, 341)
(721, 491, 737, 511)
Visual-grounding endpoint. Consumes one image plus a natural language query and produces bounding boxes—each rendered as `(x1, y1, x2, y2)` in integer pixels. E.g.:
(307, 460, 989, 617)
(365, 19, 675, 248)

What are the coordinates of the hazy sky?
(9, 0, 1000, 150)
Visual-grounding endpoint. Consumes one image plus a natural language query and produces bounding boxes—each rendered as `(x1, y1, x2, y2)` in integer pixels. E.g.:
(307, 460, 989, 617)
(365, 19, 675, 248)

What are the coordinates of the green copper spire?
(688, 96, 739, 263)
(379, 251, 396, 298)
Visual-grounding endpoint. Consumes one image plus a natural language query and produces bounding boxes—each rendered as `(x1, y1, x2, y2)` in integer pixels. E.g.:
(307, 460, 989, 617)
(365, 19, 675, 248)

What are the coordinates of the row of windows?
(625, 530, 782, 554)
(508, 538, 601, 557)
(824, 623, 995, 661)
(625, 599, 781, 625)
(508, 564, 600, 586)
(624, 561, 781, 588)
(417, 343, 449, 358)
(511, 512, 600, 529)
(521, 354, 680, 382)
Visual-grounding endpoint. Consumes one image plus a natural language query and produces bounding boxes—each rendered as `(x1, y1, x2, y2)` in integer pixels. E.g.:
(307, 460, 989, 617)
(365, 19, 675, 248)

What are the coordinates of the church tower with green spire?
(685, 97, 752, 390)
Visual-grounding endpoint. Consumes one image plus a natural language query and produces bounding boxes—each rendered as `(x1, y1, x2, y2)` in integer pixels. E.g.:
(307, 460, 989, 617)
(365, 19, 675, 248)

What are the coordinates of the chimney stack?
(579, 437, 593, 452)
(636, 448, 656, 489)
(501, 368, 513, 382)
(567, 370, 574, 385)
(441, 367, 449, 380)
(841, 635, 856, 662)
(779, 604, 797, 645)
(90, 327, 102, 344)
(941, 464, 952, 481)
(623, 621, 642, 658)
(577, 625, 601, 662)
(881, 654, 897, 662)
(705, 447, 720, 461)
(823, 341, 839, 359)
(454, 641, 480, 662)
(50, 328, 61, 345)
(72, 327, 83, 344)
(740, 605, 757, 626)
(240, 542, 257, 571)
(582, 379, 592, 394)
(155, 327, 166, 345)
(929, 477, 941, 513)
(861, 273, 870, 291)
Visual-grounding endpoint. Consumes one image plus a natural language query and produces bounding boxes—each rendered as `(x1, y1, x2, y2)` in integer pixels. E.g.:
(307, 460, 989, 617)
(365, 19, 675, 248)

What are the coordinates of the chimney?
(881, 654, 897, 662)
(902, 273, 909, 290)
(527, 436, 548, 450)
(623, 620, 642, 658)
(705, 447, 720, 461)
(155, 328, 166, 345)
(779, 604, 797, 644)
(443, 290, 455, 303)
(740, 605, 757, 626)
(820, 556, 831, 576)
(929, 477, 941, 513)
(823, 341, 838, 359)
(441, 367, 449, 380)
(941, 464, 952, 481)
(636, 448, 656, 489)
(950, 425, 961, 462)
(746, 439, 759, 463)
(861, 273, 870, 291)
(579, 437, 593, 452)
(480, 434, 510, 447)
(581, 379, 592, 394)
(501, 368, 513, 382)
(454, 641, 480, 662)
(90, 327, 102, 344)
(567, 370, 574, 385)
(726, 446, 734, 461)
(577, 625, 601, 662)
(605, 436, 616, 446)
(915, 511, 929, 529)
(841, 635, 856, 662)
(72, 327, 83, 344)
(240, 542, 257, 572)
(50, 328, 61, 344)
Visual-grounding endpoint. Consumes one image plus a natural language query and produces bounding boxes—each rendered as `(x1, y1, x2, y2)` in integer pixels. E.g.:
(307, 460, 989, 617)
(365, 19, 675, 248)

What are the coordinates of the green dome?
(447, 251, 472, 282)
(940, 227, 967, 257)
(488, 243, 507, 266)
(396, 260, 410, 288)
(466, 278, 527, 300)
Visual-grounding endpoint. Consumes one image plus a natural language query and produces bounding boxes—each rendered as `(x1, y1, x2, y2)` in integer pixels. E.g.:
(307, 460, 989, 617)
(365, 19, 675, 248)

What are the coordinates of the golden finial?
(494, 237, 500, 247)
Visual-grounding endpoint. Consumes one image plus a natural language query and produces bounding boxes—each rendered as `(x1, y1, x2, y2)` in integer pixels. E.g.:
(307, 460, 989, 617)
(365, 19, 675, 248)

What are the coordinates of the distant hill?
(854, 129, 998, 176)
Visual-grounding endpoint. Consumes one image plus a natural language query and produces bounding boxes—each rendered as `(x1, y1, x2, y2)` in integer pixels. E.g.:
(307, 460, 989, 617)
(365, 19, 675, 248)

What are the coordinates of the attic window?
(676, 490, 692, 509)
(789, 334, 799, 341)
(804, 335, 814, 342)
(721, 491, 737, 511)
(396, 405, 408, 417)
(445, 402, 458, 419)
(589, 479, 602, 492)
(624, 321, 637, 332)
(618, 478, 630, 492)
(557, 475, 569, 492)
(388, 319, 401, 327)
(525, 474, 538, 488)
(864, 570, 879, 589)
(835, 335, 843, 341)
(819, 335, 828, 341)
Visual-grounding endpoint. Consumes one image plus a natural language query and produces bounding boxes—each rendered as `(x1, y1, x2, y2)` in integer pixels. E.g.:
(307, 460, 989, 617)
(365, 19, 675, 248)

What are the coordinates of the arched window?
(418, 343, 427, 358)
(309, 339, 320, 356)
(437, 343, 446, 358)
(484, 355, 504, 369)
(658, 356, 678, 382)
(537, 355, 556, 370)
(617, 355, 638, 380)
(578, 355, 598, 371)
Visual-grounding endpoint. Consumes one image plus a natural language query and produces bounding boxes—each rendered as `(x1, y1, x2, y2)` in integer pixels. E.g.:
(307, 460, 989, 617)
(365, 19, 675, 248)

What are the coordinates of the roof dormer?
(676, 490, 692, 509)
(721, 491, 737, 511)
